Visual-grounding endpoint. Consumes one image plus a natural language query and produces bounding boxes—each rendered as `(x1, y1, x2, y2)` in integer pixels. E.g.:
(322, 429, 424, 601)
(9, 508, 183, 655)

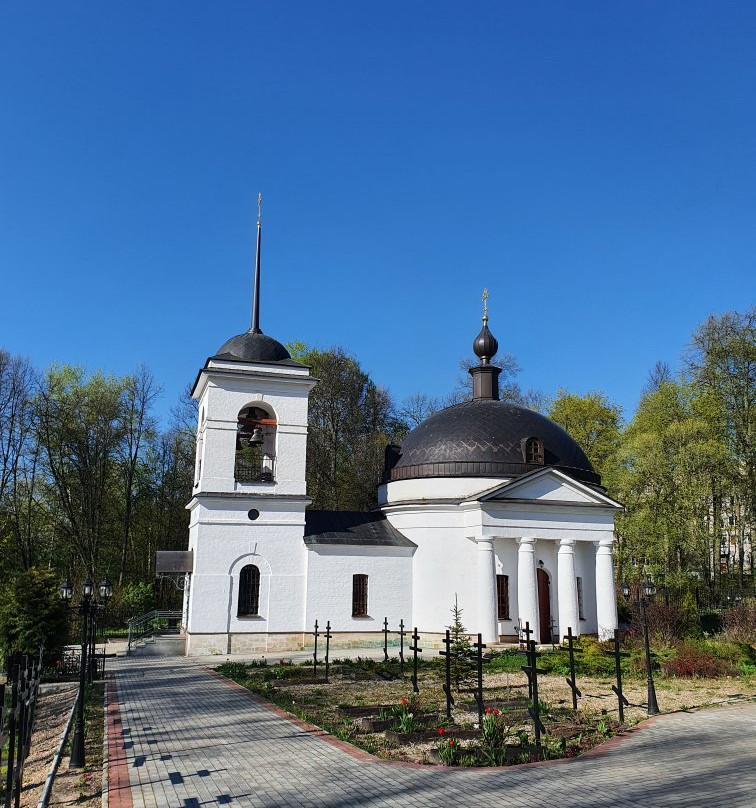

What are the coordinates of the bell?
(249, 426, 264, 446)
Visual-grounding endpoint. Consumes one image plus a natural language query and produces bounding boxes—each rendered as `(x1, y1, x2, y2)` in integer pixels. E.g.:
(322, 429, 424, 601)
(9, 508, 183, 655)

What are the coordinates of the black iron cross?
(383, 617, 389, 662)
(438, 629, 456, 719)
(515, 622, 535, 700)
(604, 628, 630, 722)
(398, 620, 406, 675)
(562, 627, 583, 711)
(312, 619, 319, 678)
(523, 640, 547, 746)
(324, 620, 333, 684)
(473, 633, 486, 728)
(409, 627, 422, 694)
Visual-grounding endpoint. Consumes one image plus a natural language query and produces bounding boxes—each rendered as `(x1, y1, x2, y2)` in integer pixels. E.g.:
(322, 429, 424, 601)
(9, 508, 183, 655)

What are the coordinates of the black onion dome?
(473, 322, 498, 363)
(214, 330, 292, 363)
(390, 399, 600, 485)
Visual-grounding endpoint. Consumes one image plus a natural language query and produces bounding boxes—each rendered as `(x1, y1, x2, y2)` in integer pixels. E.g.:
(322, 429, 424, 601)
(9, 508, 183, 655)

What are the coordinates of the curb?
(105, 678, 134, 808)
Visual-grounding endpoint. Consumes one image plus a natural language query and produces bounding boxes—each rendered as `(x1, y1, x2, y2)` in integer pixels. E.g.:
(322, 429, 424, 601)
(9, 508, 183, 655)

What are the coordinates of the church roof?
(389, 398, 600, 486)
(304, 511, 415, 548)
(213, 330, 295, 364)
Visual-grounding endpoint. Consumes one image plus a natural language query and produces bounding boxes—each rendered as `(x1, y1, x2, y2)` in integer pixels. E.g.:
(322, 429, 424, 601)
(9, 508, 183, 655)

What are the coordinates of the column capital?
(474, 536, 495, 548)
(558, 538, 576, 550)
(517, 537, 537, 549)
(594, 538, 614, 553)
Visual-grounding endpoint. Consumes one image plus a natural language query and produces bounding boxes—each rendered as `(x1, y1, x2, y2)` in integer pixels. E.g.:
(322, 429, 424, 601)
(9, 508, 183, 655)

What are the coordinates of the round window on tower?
(248, 509, 260, 521)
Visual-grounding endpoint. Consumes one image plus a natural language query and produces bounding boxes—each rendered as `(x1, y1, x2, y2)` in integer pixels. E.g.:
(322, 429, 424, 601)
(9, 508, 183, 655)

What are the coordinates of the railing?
(234, 455, 275, 483)
(1, 648, 43, 808)
(127, 610, 183, 654)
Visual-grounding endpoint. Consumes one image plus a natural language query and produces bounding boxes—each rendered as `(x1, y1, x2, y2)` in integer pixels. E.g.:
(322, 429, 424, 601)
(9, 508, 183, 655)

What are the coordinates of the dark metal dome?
(390, 399, 600, 485)
(473, 321, 498, 363)
(214, 330, 292, 363)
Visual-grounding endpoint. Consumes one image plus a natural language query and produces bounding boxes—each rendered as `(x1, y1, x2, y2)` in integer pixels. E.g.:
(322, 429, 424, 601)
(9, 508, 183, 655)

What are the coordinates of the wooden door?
(537, 568, 551, 643)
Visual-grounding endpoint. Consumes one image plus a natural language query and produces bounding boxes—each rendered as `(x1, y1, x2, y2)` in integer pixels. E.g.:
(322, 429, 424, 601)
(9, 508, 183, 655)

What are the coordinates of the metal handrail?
(126, 610, 183, 654)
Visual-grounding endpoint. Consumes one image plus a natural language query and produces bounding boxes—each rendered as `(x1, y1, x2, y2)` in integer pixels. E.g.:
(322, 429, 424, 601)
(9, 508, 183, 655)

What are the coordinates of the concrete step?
(133, 635, 186, 657)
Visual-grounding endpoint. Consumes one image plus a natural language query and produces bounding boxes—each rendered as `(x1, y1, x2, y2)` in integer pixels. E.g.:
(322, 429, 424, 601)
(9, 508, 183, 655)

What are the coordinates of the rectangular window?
(352, 574, 368, 617)
(576, 576, 585, 620)
(496, 574, 510, 620)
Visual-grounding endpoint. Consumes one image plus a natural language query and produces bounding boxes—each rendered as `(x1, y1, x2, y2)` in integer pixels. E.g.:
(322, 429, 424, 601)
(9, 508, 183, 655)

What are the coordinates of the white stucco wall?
(304, 545, 414, 633)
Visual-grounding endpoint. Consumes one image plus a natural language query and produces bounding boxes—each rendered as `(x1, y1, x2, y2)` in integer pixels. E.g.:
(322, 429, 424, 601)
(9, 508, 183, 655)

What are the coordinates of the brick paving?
(109, 656, 756, 808)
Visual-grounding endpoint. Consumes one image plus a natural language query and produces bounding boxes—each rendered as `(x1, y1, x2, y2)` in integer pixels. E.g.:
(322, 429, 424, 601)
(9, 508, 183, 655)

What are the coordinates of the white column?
(557, 539, 580, 639)
(517, 538, 538, 639)
(595, 538, 618, 640)
(476, 537, 499, 644)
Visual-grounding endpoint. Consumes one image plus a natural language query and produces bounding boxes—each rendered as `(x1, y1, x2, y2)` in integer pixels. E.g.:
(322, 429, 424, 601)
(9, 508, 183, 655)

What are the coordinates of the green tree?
(613, 380, 726, 584)
(686, 308, 756, 583)
(288, 344, 404, 510)
(447, 596, 475, 692)
(548, 390, 622, 481)
(0, 567, 68, 665)
(35, 366, 126, 580)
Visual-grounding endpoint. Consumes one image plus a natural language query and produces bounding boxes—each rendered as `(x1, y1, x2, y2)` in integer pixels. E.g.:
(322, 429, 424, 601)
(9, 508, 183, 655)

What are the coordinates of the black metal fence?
(46, 647, 106, 682)
(1, 650, 43, 808)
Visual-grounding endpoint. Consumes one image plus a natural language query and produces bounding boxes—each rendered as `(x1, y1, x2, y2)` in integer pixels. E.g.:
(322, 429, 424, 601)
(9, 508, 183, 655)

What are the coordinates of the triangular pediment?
(471, 468, 623, 509)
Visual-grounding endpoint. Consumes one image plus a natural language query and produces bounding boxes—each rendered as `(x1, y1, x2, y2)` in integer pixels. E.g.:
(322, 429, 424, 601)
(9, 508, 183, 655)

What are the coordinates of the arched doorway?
(537, 568, 551, 643)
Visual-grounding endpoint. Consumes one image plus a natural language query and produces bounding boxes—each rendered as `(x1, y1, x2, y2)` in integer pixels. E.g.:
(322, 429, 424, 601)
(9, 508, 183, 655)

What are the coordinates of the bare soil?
(17, 682, 104, 808)
(224, 662, 755, 764)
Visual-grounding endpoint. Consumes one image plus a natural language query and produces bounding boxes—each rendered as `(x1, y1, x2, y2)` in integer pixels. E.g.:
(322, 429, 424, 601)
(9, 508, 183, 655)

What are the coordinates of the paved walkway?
(109, 656, 756, 808)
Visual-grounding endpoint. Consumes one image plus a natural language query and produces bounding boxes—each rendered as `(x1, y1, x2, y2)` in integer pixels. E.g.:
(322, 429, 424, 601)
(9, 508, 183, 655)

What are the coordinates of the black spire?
(250, 193, 262, 334)
(469, 290, 501, 400)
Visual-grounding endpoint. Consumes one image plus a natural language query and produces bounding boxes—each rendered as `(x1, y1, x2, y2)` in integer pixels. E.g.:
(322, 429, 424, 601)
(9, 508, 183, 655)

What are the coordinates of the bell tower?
(184, 197, 317, 655)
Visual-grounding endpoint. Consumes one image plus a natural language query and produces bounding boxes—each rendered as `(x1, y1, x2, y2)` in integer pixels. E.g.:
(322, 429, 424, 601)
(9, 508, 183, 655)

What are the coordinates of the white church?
(179, 214, 622, 655)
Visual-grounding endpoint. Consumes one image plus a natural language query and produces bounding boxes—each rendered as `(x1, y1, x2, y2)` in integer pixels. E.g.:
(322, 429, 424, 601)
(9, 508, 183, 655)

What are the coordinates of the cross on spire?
(482, 288, 489, 322)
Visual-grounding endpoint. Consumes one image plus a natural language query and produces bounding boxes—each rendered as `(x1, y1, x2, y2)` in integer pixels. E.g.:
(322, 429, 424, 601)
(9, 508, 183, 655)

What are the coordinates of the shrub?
(661, 642, 736, 678)
(721, 602, 756, 643)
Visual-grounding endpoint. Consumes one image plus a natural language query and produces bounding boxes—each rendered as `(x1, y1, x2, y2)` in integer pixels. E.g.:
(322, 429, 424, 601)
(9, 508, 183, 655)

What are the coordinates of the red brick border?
(204, 667, 666, 772)
(106, 678, 134, 808)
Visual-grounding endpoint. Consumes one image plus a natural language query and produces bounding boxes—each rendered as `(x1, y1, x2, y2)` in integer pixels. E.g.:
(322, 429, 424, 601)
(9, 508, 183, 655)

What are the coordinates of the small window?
(238, 564, 260, 616)
(728, 515, 735, 526)
(524, 437, 544, 465)
(352, 574, 368, 617)
(576, 576, 585, 620)
(496, 574, 510, 620)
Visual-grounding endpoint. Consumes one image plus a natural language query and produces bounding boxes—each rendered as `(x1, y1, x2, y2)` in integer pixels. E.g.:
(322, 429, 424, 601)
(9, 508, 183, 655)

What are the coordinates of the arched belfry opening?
(235, 404, 277, 483)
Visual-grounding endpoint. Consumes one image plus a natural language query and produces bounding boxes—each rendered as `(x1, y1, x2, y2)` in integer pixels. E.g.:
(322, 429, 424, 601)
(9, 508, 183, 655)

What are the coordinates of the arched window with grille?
(352, 574, 368, 617)
(524, 437, 544, 465)
(237, 564, 261, 616)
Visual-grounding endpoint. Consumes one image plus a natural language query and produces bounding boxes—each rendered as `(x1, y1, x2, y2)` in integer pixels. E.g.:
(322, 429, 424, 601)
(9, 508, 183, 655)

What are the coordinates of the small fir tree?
(448, 595, 475, 692)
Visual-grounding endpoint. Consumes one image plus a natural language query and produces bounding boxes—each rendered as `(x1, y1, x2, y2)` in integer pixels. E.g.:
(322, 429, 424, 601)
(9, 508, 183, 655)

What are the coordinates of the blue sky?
(2, 2, 754, 425)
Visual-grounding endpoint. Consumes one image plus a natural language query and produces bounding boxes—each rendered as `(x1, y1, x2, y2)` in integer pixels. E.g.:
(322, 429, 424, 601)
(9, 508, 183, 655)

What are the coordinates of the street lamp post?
(622, 577, 660, 717)
(59, 576, 111, 768)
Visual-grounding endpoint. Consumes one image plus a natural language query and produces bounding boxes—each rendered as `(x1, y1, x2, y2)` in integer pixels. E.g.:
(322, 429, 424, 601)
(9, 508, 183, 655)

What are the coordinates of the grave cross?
(473, 633, 486, 728)
(324, 621, 333, 684)
(562, 627, 583, 710)
(438, 629, 456, 719)
(514, 622, 535, 700)
(383, 617, 389, 662)
(603, 629, 630, 723)
(398, 620, 407, 675)
(409, 627, 422, 694)
(312, 620, 319, 678)
(523, 640, 547, 746)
